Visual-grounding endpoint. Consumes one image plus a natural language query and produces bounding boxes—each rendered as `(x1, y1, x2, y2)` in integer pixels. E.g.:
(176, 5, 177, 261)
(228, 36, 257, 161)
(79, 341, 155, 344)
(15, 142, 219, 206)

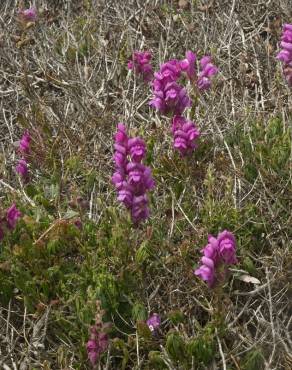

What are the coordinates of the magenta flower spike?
(128, 51, 153, 82)
(16, 158, 29, 180)
(194, 230, 237, 288)
(171, 115, 200, 156)
(146, 313, 161, 332)
(180, 51, 197, 80)
(197, 56, 218, 91)
(19, 132, 31, 154)
(276, 24, 292, 86)
(112, 124, 155, 224)
(6, 204, 22, 230)
(86, 327, 109, 366)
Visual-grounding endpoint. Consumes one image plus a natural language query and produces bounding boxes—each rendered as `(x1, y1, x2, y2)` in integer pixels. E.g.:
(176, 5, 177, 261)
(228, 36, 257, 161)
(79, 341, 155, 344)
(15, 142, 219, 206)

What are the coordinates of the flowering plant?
(194, 230, 237, 288)
(112, 124, 155, 224)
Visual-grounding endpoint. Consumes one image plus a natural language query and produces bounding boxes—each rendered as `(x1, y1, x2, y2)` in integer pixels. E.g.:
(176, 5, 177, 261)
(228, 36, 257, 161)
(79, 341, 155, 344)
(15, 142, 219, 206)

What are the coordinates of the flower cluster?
(128, 50, 218, 156)
(112, 124, 155, 224)
(15, 131, 31, 182)
(18, 6, 37, 23)
(180, 51, 218, 91)
(276, 24, 292, 87)
(197, 56, 219, 91)
(0, 204, 22, 241)
(171, 115, 200, 156)
(149, 59, 191, 115)
(86, 301, 110, 367)
(149, 54, 205, 155)
(194, 230, 237, 288)
(128, 51, 153, 82)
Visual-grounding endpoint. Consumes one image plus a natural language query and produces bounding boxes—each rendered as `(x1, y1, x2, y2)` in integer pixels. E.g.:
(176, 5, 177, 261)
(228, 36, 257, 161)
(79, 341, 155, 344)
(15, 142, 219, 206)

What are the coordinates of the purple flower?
(18, 6, 37, 22)
(171, 115, 200, 156)
(87, 338, 99, 366)
(194, 230, 237, 288)
(146, 313, 161, 332)
(19, 132, 31, 154)
(128, 137, 146, 162)
(201, 235, 219, 263)
(277, 24, 292, 86)
(86, 328, 109, 366)
(150, 81, 191, 115)
(197, 56, 218, 91)
(112, 124, 155, 224)
(127, 162, 145, 186)
(16, 158, 29, 180)
(128, 51, 153, 82)
(180, 51, 197, 80)
(131, 194, 149, 223)
(115, 123, 128, 144)
(150, 59, 190, 115)
(194, 260, 215, 287)
(112, 170, 125, 190)
(6, 204, 21, 230)
(113, 124, 128, 167)
(154, 60, 182, 86)
(117, 183, 134, 208)
(217, 230, 237, 264)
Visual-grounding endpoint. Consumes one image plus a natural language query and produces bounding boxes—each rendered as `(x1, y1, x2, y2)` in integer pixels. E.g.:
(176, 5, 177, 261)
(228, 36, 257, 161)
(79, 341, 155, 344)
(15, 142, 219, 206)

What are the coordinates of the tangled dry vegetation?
(0, 0, 291, 369)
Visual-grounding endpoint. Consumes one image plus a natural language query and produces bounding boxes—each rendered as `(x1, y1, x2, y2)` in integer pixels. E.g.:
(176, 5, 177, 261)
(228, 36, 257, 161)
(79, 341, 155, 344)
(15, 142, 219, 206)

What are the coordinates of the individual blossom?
(128, 51, 153, 82)
(194, 257, 216, 288)
(128, 137, 146, 162)
(194, 230, 237, 288)
(19, 131, 31, 154)
(217, 230, 237, 265)
(197, 56, 218, 91)
(131, 194, 150, 223)
(16, 158, 29, 180)
(6, 204, 22, 230)
(113, 123, 128, 167)
(276, 24, 292, 86)
(18, 6, 37, 22)
(146, 313, 161, 332)
(171, 115, 200, 156)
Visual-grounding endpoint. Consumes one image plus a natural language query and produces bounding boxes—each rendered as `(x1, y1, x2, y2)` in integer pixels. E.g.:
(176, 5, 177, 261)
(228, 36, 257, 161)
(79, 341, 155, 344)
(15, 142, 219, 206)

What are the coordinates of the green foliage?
(132, 302, 147, 321)
(166, 331, 187, 363)
(148, 351, 168, 369)
(200, 164, 266, 252)
(187, 335, 215, 366)
(242, 349, 265, 370)
(227, 117, 291, 183)
(167, 310, 185, 325)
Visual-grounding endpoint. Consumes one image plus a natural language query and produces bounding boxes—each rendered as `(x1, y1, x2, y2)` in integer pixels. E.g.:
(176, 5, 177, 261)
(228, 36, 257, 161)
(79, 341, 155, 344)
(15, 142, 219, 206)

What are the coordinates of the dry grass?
(0, 0, 291, 369)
